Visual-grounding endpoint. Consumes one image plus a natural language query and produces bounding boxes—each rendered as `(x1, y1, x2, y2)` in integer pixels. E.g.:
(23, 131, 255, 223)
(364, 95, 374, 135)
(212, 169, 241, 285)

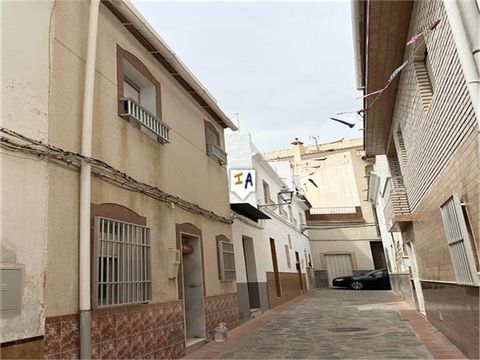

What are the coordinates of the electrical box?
(1, 265, 23, 312)
(168, 249, 181, 279)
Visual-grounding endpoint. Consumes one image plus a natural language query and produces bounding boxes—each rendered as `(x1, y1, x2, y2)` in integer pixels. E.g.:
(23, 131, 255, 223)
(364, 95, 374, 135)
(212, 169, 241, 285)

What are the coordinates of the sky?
(132, 0, 363, 153)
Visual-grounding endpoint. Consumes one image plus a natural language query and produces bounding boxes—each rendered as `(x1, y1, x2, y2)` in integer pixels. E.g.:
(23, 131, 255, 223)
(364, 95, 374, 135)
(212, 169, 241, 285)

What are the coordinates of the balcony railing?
(207, 143, 228, 165)
(383, 176, 412, 231)
(120, 98, 170, 144)
(306, 206, 364, 222)
(309, 206, 357, 215)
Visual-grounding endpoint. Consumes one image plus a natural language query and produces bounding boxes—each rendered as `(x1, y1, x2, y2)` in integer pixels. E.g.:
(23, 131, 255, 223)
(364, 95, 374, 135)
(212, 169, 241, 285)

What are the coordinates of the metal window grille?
(218, 241, 236, 281)
(440, 195, 479, 285)
(93, 217, 152, 308)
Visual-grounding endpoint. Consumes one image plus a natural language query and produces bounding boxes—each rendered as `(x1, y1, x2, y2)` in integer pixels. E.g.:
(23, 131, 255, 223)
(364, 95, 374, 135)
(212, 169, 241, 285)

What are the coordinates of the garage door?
(325, 254, 353, 286)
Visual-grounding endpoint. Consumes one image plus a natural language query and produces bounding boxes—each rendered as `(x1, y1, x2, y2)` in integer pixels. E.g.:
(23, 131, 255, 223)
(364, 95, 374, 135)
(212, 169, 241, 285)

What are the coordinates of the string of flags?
(330, 19, 441, 128)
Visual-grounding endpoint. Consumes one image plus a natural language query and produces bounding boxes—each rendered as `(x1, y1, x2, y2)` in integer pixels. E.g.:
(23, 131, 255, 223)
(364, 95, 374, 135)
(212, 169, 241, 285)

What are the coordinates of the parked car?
(332, 268, 391, 290)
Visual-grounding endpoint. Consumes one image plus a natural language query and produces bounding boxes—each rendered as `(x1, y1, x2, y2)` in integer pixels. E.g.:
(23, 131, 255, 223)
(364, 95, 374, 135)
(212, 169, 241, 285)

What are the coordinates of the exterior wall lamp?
(258, 186, 295, 208)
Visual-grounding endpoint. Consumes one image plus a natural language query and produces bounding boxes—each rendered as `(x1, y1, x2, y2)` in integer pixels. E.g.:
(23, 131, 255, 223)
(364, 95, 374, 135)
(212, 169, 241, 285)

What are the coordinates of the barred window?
(440, 195, 479, 285)
(218, 241, 236, 281)
(93, 217, 152, 307)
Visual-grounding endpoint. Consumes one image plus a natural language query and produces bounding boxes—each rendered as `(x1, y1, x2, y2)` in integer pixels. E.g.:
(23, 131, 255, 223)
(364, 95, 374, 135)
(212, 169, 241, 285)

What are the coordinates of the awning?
(231, 203, 271, 222)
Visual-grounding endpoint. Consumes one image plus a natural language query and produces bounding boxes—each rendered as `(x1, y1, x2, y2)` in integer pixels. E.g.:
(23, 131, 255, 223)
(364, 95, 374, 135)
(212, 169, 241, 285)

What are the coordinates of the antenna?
(309, 135, 320, 151)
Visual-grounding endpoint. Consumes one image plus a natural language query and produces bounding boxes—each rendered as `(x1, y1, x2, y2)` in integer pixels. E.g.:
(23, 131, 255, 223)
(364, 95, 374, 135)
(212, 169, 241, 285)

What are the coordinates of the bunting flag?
(407, 33, 423, 46)
(388, 60, 408, 81)
(406, 19, 441, 46)
(337, 19, 441, 117)
(356, 60, 409, 100)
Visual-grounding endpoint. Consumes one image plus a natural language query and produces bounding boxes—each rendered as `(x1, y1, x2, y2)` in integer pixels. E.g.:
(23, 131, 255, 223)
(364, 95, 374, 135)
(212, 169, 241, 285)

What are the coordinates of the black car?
(332, 268, 391, 290)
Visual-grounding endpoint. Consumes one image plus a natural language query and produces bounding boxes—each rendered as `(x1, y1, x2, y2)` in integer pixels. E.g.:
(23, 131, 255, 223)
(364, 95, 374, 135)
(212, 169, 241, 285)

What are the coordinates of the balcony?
(383, 176, 413, 231)
(207, 143, 228, 165)
(120, 98, 170, 143)
(306, 206, 364, 222)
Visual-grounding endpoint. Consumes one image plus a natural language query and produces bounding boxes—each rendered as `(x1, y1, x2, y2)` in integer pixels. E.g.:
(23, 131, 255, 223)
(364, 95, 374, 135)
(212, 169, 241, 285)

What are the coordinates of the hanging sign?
(230, 169, 256, 200)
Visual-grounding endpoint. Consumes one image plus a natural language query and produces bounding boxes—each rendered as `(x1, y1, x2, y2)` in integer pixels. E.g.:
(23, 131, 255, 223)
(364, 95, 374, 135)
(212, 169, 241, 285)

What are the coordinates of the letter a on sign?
(230, 169, 256, 200)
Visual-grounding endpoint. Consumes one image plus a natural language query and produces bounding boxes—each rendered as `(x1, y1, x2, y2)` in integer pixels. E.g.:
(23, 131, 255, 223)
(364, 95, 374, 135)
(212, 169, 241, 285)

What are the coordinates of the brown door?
(269, 238, 281, 297)
(295, 251, 304, 292)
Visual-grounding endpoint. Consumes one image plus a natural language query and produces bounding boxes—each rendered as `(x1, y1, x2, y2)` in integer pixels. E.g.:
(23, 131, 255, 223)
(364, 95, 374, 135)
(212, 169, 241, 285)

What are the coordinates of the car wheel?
(351, 281, 364, 290)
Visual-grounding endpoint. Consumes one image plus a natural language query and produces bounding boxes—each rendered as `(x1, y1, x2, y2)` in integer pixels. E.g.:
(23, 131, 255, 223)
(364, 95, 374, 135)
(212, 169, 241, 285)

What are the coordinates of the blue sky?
(132, 0, 362, 152)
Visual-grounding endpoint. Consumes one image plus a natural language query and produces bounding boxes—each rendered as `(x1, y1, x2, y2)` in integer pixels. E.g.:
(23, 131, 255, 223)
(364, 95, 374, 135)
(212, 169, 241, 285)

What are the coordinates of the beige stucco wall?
(42, 1, 234, 317)
(310, 240, 375, 271)
(265, 141, 380, 273)
(1, 0, 53, 341)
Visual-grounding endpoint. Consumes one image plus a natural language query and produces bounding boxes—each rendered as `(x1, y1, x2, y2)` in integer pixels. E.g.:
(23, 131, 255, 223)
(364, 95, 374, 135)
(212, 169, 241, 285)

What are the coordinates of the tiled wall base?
(204, 293, 239, 340)
(314, 270, 329, 287)
(266, 272, 307, 308)
(44, 301, 185, 359)
(389, 273, 415, 307)
(43, 295, 239, 359)
(422, 281, 479, 359)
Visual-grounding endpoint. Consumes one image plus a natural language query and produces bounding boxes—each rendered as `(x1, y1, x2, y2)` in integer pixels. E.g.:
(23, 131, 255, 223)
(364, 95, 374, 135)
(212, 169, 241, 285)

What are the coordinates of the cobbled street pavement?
(216, 289, 433, 359)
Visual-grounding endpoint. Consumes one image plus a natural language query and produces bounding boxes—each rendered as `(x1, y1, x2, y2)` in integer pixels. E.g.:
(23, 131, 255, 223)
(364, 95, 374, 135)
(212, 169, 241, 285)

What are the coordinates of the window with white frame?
(440, 195, 479, 285)
(205, 121, 227, 165)
(118, 47, 170, 143)
(122, 60, 157, 114)
(93, 217, 152, 308)
(218, 240, 236, 281)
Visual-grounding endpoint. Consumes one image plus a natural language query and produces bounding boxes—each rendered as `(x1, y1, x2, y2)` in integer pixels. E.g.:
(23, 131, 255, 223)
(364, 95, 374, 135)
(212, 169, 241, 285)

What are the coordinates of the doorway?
(242, 236, 261, 318)
(370, 241, 387, 269)
(294, 251, 304, 292)
(269, 238, 281, 297)
(181, 233, 206, 347)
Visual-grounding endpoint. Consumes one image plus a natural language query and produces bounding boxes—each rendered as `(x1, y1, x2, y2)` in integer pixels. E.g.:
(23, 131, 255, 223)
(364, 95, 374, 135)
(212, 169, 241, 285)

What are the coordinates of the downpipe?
(79, 0, 100, 358)
(443, 0, 480, 121)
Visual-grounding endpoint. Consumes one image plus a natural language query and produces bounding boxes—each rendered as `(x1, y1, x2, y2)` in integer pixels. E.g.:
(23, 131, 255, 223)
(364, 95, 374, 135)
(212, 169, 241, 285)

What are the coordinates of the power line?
(1, 127, 233, 224)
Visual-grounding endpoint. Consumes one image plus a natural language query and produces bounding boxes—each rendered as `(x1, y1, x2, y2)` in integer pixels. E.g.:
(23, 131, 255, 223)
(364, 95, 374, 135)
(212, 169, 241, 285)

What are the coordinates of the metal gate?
(325, 254, 353, 287)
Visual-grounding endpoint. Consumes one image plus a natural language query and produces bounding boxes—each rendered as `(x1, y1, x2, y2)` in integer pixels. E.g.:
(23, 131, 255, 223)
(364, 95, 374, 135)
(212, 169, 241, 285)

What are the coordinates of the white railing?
(309, 206, 357, 215)
(120, 98, 170, 144)
(207, 143, 228, 165)
(383, 176, 411, 230)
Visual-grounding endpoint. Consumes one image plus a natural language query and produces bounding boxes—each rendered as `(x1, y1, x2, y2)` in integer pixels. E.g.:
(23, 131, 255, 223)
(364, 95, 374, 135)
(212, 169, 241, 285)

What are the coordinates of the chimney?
(291, 138, 305, 162)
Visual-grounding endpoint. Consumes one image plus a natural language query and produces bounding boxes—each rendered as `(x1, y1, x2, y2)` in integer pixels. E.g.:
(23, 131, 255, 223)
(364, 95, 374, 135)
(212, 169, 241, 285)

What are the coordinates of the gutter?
(351, 0, 366, 90)
(79, 0, 101, 358)
(105, 0, 237, 131)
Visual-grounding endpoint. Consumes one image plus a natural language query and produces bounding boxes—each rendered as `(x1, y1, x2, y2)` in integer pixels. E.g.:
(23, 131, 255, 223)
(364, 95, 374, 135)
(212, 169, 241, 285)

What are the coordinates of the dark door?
(370, 241, 387, 269)
(294, 251, 304, 292)
(269, 238, 281, 297)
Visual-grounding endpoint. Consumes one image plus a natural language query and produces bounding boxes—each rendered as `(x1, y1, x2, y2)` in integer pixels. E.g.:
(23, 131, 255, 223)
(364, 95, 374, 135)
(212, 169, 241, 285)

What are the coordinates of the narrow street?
(186, 289, 465, 360)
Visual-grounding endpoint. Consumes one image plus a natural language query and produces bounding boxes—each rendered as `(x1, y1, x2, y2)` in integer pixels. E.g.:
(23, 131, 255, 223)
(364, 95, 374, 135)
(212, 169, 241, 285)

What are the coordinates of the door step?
(250, 308, 262, 318)
(185, 338, 206, 354)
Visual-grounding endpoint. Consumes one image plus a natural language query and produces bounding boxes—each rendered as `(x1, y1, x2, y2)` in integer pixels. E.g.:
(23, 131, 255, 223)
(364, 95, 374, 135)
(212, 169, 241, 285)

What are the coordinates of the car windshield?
(365, 269, 382, 276)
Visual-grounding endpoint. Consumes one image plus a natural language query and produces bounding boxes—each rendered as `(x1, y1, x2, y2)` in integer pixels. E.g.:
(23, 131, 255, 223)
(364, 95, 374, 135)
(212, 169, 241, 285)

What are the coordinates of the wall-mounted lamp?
(258, 186, 295, 208)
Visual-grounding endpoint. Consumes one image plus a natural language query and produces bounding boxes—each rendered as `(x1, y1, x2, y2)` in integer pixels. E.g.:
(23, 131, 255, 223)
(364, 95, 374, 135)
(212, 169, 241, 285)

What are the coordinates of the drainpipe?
(443, 0, 480, 121)
(79, 0, 100, 358)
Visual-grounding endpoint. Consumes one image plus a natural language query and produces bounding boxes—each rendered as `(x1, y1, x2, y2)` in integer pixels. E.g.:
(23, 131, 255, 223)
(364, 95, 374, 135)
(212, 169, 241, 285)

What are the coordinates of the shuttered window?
(218, 241, 236, 281)
(440, 195, 479, 285)
(93, 217, 152, 308)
